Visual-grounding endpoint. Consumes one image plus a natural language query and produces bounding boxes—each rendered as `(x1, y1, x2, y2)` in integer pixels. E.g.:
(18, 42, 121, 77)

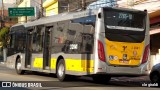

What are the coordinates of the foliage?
(0, 27, 10, 48)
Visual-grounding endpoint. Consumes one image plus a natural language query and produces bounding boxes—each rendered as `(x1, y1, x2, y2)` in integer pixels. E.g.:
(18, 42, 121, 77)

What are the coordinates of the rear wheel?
(92, 74, 111, 84)
(15, 58, 25, 75)
(56, 59, 68, 81)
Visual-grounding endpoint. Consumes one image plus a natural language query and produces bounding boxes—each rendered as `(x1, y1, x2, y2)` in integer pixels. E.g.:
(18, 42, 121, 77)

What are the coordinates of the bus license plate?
(120, 60, 129, 64)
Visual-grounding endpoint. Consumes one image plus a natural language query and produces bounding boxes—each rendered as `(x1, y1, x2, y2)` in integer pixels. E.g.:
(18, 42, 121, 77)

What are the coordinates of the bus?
(7, 7, 150, 82)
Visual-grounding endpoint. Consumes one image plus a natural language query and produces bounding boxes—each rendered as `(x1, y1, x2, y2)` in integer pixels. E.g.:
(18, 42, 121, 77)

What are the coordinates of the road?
(0, 63, 159, 90)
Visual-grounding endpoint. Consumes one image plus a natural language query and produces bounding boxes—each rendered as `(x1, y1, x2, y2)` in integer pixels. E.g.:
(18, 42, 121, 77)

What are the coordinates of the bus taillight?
(142, 44, 150, 64)
(98, 40, 105, 62)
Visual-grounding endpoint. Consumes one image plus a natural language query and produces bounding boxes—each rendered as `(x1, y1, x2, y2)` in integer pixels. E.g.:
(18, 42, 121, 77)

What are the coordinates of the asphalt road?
(0, 63, 159, 90)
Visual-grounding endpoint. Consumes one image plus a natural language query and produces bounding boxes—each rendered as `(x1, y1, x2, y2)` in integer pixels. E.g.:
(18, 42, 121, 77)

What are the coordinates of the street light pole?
(40, 0, 43, 17)
(67, 0, 70, 12)
(1, 0, 5, 27)
(82, 0, 86, 10)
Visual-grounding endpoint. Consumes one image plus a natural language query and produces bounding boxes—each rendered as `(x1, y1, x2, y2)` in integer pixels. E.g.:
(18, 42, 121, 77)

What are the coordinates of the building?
(17, 0, 43, 23)
(0, 1, 17, 28)
(43, 0, 97, 16)
(0, 10, 17, 28)
(43, 0, 58, 16)
(17, 0, 116, 18)
(118, 0, 160, 68)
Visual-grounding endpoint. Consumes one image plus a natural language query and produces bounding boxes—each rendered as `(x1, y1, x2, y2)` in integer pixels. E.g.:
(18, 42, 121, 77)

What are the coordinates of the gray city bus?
(7, 7, 150, 82)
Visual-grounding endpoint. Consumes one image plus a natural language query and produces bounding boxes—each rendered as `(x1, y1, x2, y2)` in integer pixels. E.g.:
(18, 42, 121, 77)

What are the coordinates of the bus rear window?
(104, 9, 145, 30)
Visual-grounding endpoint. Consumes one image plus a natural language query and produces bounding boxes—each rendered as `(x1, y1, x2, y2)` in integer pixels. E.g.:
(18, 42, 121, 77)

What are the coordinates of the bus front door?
(25, 31, 32, 68)
(43, 27, 51, 70)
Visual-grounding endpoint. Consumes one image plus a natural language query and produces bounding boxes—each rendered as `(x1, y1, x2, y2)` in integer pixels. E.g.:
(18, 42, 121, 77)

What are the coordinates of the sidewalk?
(0, 62, 5, 65)
(0, 61, 6, 67)
(0, 62, 14, 73)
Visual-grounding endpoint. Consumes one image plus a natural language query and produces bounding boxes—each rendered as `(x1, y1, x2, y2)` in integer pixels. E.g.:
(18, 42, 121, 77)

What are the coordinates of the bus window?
(103, 8, 146, 43)
(32, 26, 43, 53)
(51, 21, 69, 53)
(82, 25, 94, 54)
(10, 32, 26, 51)
(81, 33, 93, 54)
(10, 34, 15, 48)
(67, 16, 95, 54)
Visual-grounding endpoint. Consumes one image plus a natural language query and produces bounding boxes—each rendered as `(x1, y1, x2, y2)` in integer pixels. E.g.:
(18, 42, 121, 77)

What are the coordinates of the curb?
(0, 62, 6, 66)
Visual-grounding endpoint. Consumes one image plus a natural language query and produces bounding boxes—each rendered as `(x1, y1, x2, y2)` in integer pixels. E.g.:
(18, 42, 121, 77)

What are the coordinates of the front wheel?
(56, 60, 68, 81)
(15, 58, 25, 75)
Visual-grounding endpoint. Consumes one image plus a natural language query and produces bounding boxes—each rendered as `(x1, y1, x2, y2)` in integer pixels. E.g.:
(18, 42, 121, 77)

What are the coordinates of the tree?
(0, 27, 10, 62)
(0, 27, 10, 48)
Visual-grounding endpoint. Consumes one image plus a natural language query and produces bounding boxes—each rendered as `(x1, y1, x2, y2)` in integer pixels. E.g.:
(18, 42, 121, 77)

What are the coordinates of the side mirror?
(98, 13, 101, 18)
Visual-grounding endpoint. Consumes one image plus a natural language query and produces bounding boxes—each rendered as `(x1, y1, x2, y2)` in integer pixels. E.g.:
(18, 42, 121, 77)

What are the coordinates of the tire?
(150, 72, 160, 84)
(56, 59, 68, 81)
(92, 74, 111, 84)
(15, 58, 25, 75)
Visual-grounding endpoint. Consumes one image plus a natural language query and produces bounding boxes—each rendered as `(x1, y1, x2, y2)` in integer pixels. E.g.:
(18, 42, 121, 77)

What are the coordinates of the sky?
(0, 0, 16, 9)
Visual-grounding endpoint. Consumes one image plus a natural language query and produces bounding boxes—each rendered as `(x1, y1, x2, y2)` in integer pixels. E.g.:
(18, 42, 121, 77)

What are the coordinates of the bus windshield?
(104, 9, 145, 32)
(103, 8, 146, 43)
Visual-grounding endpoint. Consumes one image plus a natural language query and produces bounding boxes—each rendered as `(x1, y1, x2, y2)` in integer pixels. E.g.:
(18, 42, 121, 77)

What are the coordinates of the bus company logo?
(2, 82, 11, 87)
(122, 46, 127, 51)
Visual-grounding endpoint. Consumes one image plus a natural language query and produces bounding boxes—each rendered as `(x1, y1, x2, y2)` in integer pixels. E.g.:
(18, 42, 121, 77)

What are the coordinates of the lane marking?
(0, 72, 57, 81)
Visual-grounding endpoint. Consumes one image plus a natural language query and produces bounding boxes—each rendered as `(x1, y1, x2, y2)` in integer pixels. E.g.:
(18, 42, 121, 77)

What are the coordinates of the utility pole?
(82, 0, 86, 10)
(40, 0, 43, 17)
(67, 0, 70, 12)
(1, 0, 5, 28)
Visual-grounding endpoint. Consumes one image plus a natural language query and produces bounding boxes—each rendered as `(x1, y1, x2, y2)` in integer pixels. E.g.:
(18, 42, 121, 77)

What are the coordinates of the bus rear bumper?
(95, 63, 150, 76)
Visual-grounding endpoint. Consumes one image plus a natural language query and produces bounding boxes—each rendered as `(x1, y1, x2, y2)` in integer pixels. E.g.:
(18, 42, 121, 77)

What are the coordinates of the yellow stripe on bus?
(33, 58, 94, 73)
(65, 59, 94, 72)
(33, 58, 43, 68)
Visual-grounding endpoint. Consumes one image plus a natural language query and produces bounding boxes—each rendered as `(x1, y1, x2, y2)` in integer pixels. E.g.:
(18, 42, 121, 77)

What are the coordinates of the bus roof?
(11, 7, 145, 30)
(10, 23, 25, 32)
(25, 9, 98, 27)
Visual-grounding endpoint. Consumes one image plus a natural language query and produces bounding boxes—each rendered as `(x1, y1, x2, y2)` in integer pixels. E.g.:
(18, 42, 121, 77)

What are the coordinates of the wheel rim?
(58, 63, 64, 77)
(17, 62, 21, 70)
(152, 74, 159, 83)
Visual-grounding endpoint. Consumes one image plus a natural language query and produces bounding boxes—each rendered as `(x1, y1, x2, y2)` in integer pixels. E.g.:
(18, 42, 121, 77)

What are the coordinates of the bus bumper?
(95, 62, 150, 76)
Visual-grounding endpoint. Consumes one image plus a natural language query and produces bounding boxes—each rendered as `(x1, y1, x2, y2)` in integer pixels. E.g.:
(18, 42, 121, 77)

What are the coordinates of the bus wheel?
(92, 75, 111, 84)
(56, 60, 68, 81)
(16, 58, 25, 75)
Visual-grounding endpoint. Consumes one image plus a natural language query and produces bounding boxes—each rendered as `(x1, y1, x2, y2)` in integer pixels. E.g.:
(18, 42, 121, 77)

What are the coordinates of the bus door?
(43, 26, 51, 70)
(25, 30, 32, 68)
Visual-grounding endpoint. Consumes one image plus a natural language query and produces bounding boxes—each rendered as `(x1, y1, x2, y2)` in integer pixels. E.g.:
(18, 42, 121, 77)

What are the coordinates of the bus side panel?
(7, 53, 19, 69)
(49, 15, 96, 75)
(31, 54, 43, 71)
(50, 54, 94, 75)
(7, 30, 26, 70)
(93, 8, 107, 74)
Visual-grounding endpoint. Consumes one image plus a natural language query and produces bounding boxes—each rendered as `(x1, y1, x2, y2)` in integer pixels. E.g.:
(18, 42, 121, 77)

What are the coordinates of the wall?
(18, 0, 41, 23)
(43, 0, 58, 16)
(0, 10, 17, 28)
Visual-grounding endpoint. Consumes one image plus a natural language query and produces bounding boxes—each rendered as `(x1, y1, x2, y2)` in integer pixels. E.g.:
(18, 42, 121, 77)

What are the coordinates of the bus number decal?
(119, 13, 132, 20)
(70, 44, 78, 50)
